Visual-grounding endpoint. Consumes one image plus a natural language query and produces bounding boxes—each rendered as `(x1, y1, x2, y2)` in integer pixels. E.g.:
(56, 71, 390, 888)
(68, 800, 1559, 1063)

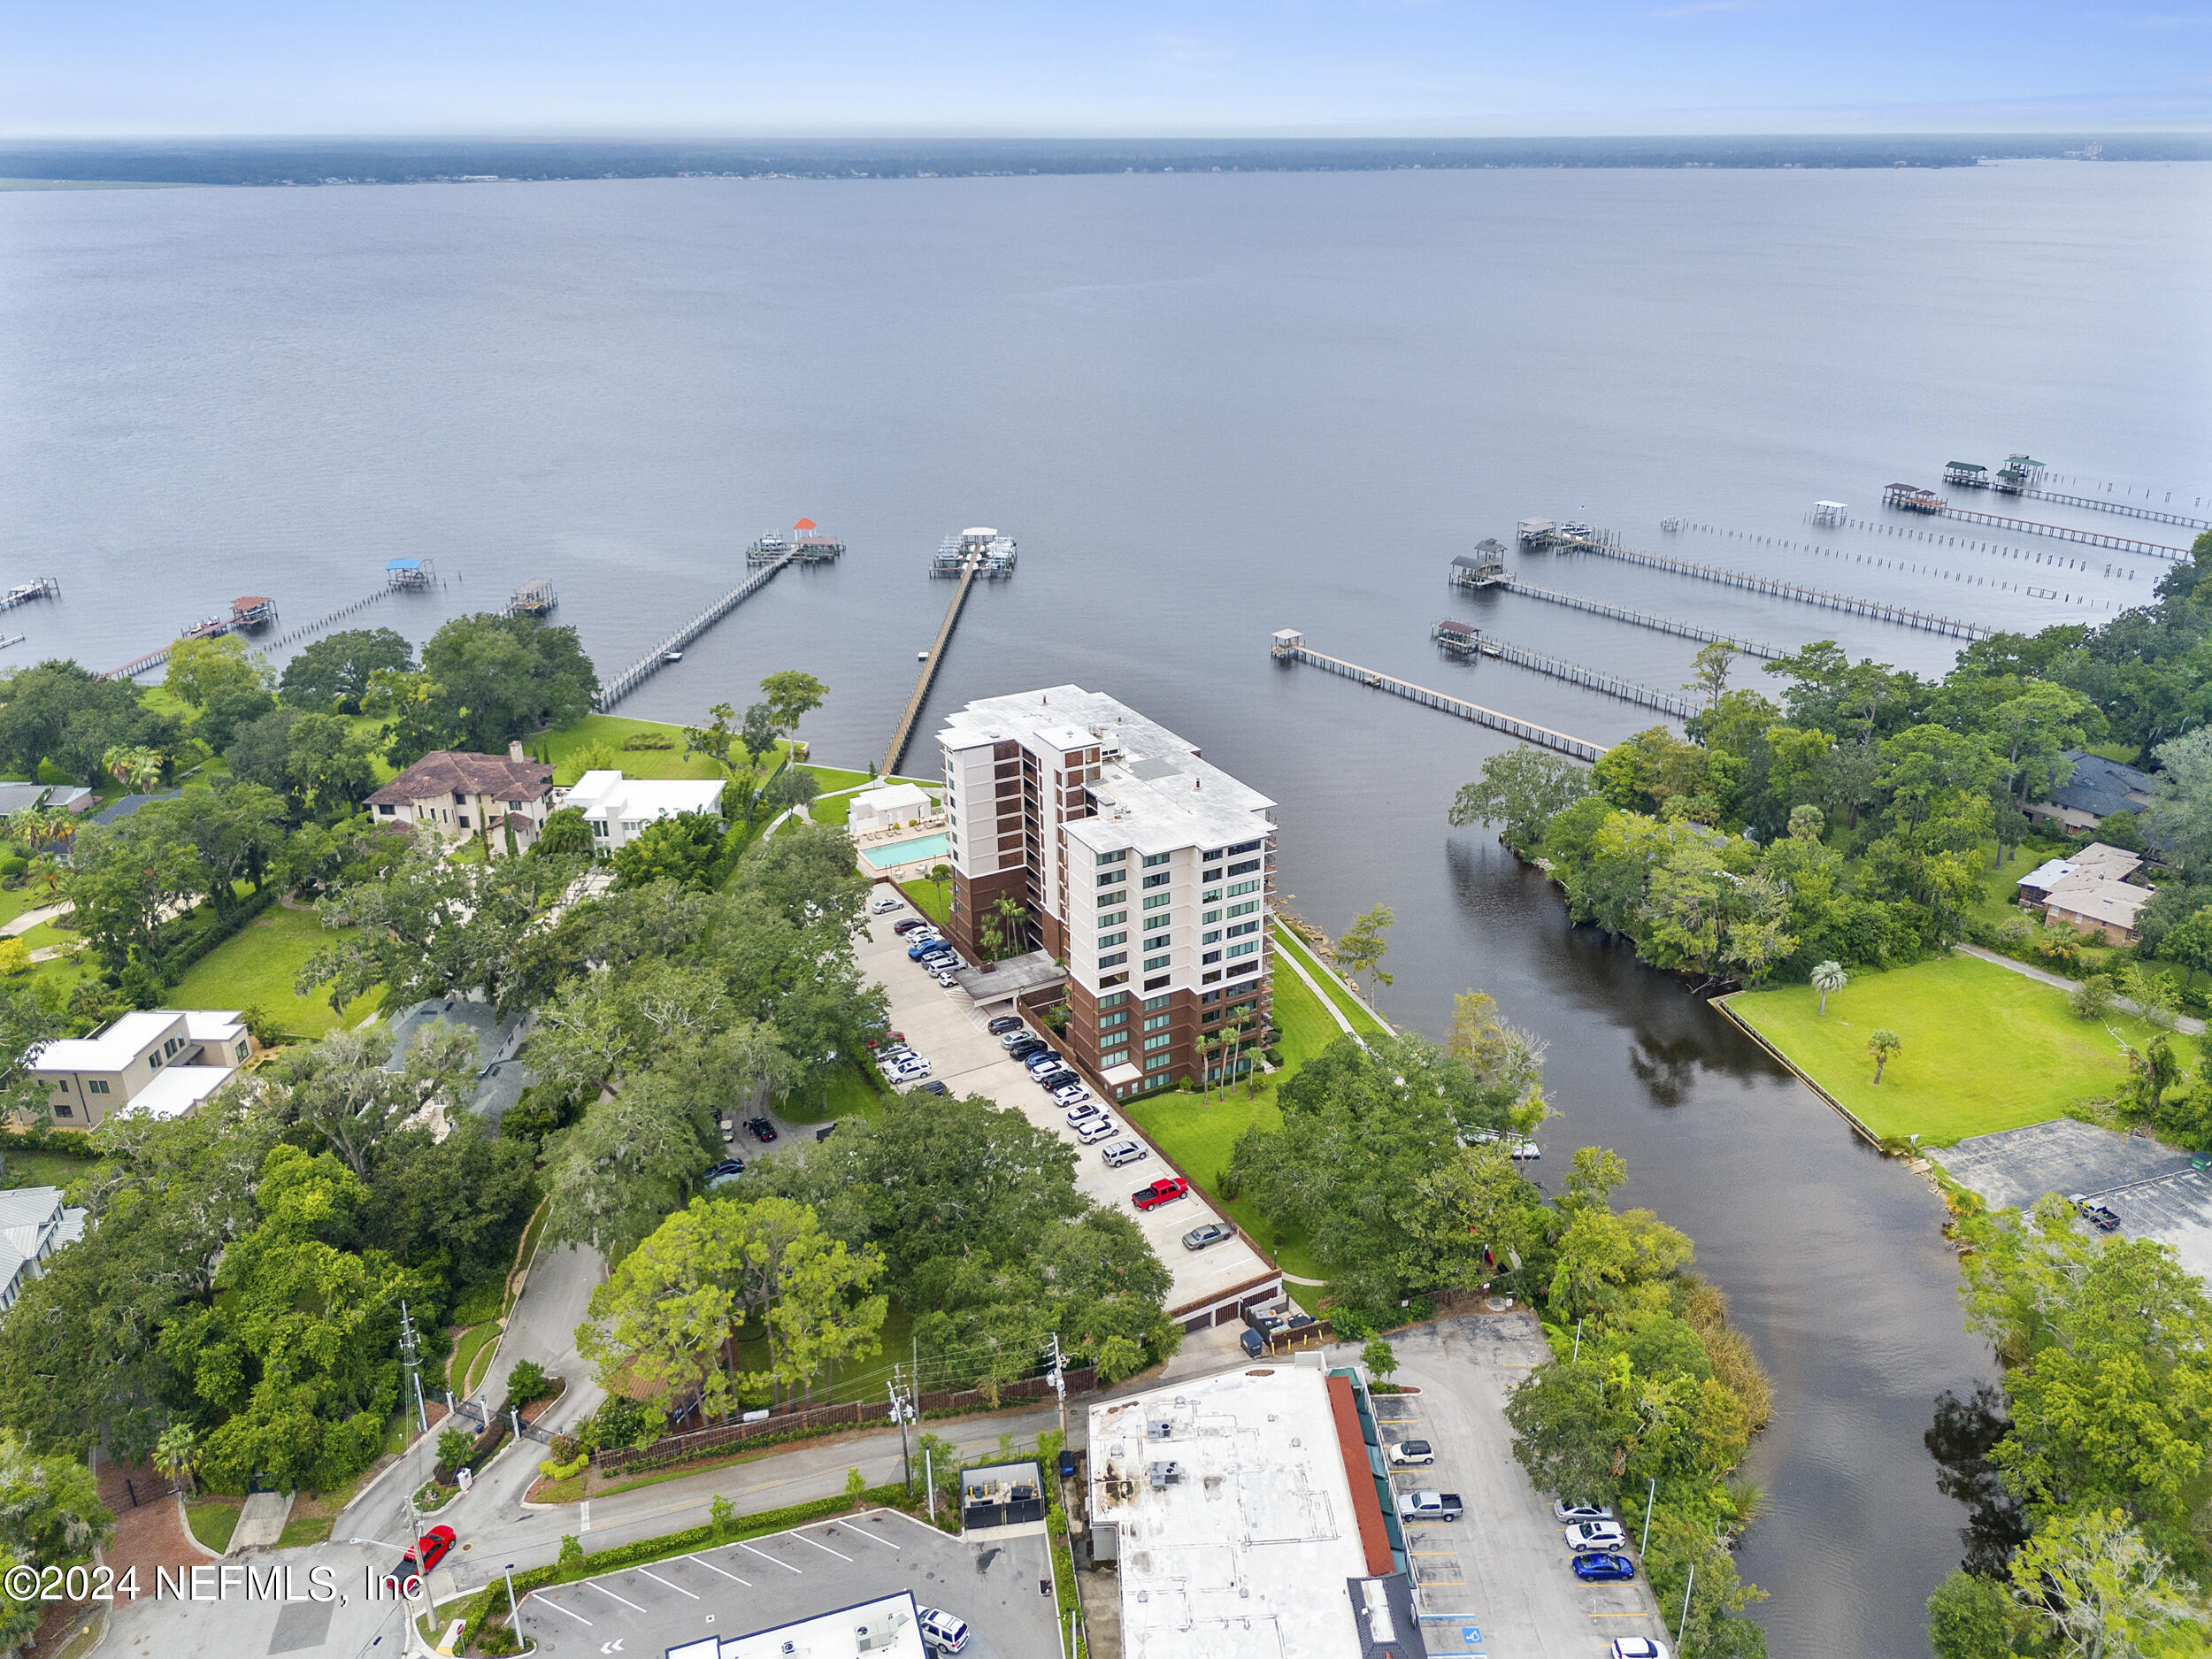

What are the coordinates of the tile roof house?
(0, 1187, 87, 1312)
(26, 1009, 257, 1130)
(365, 745, 557, 856)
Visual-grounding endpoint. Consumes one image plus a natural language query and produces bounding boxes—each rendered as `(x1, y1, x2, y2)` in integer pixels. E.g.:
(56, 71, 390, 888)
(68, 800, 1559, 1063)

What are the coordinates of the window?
(53, 1102, 71, 1119)
(1097, 849, 1126, 865)
(1227, 901, 1258, 918)
(377, 803, 396, 816)
(1202, 970, 1222, 984)
(1201, 989, 1222, 1004)
(1202, 909, 1221, 925)
(1228, 941, 1258, 958)
(89, 1079, 110, 1094)
(1202, 888, 1222, 905)
(1097, 870, 1125, 887)
(1202, 950, 1220, 964)
(458, 815, 471, 829)
(1102, 972, 1128, 988)
(1141, 852, 1171, 868)
(148, 1053, 162, 1071)
(235, 1042, 250, 1063)
(1143, 954, 1170, 972)
(1228, 839, 1262, 856)
(1227, 921, 1258, 939)
(1099, 951, 1127, 969)
(1098, 932, 1126, 949)
(1202, 930, 1221, 945)
(1226, 879, 1260, 899)
(1141, 872, 1171, 889)
(1144, 995, 1171, 1011)
(1143, 1013, 1172, 1032)
(1145, 1052, 1171, 1071)
(1143, 1033, 1172, 1052)
(1202, 847, 1224, 862)
(1098, 910, 1125, 928)
(1101, 1010, 1128, 1028)
(1100, 991, 1127, 1010)
(1227, 858, 1260, 877)
(1143, 974, 1171, 991)
(1228, 959, 1259, 978)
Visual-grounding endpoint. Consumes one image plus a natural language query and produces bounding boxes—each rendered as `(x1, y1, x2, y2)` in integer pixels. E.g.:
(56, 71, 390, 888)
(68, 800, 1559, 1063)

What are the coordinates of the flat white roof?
(29, 1010, 180, 1072)
(565, 771, 726, 821)
(938, 687, 1275, 856)
(667, 1589, 926, 1659)
(117, 1065, 235, 1121)
(1090, 1365, 1367, 1659)
(851, 782, 932, 809)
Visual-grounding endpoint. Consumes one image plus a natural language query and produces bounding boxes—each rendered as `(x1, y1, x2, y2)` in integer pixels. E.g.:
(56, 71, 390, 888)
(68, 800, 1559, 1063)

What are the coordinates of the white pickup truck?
(1395, 1490, 1464, 1523)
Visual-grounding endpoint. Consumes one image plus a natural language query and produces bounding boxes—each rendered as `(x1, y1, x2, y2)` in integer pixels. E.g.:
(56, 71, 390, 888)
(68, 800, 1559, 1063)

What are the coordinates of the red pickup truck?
(1132, 1177, 1191, 1211)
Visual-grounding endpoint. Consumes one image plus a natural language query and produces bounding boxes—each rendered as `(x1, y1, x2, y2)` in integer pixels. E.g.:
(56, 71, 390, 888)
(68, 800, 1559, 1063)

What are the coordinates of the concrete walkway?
(0, 900, 69, 937)
(1953, 943, 2206, 1035)
(1276, 945, 1360, 1042)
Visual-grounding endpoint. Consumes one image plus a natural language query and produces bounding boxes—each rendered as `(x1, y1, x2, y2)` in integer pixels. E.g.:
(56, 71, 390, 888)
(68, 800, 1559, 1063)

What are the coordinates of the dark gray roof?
(2049, 749, 2155, 820)
(91, 788, 181, 826)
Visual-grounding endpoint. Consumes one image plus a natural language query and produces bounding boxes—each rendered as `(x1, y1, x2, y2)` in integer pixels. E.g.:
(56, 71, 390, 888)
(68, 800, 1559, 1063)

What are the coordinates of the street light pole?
(1640, 1476, 1655, 1556)
(1677, 1563, 1695, 1649)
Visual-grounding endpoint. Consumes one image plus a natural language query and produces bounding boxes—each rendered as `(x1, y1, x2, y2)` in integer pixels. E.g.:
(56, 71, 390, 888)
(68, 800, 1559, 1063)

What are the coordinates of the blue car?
(907, 940, 947, 961)
(1571, 1553, 1635, 1583)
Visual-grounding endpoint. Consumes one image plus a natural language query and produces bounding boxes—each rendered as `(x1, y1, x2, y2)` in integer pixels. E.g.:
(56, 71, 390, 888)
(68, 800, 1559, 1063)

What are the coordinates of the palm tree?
(990, 895, 1027, 961)
(154, 1423, 197, 1496)
(1811, 961, 1847, 1016)
(103, 744, 164, 793)
(929, 864, 952, 918)
(1866, 1028, 1901, 1085)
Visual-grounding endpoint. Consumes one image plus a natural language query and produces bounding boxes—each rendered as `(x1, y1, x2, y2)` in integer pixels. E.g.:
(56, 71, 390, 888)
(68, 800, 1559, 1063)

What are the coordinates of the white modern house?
(562, 770, 726, 852)
(0, 1187, 87, 1312)
(26, 1009, 257, 1130)
(847, 781, 934, 835)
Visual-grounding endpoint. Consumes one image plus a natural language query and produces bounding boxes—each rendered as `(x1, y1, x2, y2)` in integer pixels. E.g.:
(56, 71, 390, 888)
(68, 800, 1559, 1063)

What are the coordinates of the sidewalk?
(1953, 943, 2206, 1035)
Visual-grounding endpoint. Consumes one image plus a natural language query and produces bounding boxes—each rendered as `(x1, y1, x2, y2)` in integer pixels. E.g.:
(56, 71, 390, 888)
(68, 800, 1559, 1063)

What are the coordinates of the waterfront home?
(26, 1008, 256, 1130)
(2016, 841, 2154, 946)
(2024, 749, 2156, 838)
(365, 745, 557, 855)
(560, 769, 726, 851)
(0, 1187, 88, 1312)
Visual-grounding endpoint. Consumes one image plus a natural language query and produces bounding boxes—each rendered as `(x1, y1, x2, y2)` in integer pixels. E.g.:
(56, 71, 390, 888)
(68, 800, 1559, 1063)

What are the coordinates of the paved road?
(1954, 942, 2208, 1034)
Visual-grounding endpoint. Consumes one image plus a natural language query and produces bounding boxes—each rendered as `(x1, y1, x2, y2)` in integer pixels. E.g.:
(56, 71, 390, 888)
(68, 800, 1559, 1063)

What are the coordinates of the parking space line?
(586, 1580, 649, 1613)
(842, 1525, 901, 1550)
(687, 1555, 751, 1586)
(529, 1594, 593, 1627)
(637, 1567, 697, 1599)
(795, 1531, 855, 1562)
(740, 1541, 803, 1573)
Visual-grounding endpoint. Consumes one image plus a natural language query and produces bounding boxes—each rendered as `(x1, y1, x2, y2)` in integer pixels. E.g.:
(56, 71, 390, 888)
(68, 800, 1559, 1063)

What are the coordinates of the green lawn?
(185, 1498, 242, 1554)
(1726, 952, 2197, 1145)
(898, 875, 952, 931)
(777, 1056, 887, 1126)
(170, 903, 382, 1037)
(449, 1322, 504, 1397)
(1272, 926, 1388, 1036)
(0, 1148, 98, 1196)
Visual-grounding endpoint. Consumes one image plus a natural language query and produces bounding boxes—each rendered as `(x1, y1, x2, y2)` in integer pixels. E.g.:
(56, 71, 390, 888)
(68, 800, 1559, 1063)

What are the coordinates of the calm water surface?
(7, 162, 2209, 1656)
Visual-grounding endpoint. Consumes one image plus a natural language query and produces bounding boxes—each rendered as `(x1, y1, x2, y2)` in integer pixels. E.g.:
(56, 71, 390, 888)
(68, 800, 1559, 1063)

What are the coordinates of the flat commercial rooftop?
(1090, 1364, 1371, 1659)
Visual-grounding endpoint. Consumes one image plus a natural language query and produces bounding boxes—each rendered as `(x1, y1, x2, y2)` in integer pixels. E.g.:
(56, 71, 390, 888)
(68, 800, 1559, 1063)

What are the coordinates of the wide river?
(6, 161, 2209, 1655)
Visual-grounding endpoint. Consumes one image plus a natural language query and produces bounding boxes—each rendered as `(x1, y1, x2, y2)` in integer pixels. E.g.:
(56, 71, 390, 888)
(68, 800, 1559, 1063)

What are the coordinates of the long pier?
(2018, 487, 2209, 533)
(1273, 631, 1603, 761)
(1443, 628, 1696, 719)
(1929, 503, 2189, 560)
(265, 588, 391, 652)
(0, 580, 59, 614)
(882, 558, 979, 776)
(109, 647, 173, 681)
(595, 551, 797, 713)
(1496, 578, 1786, 659)
(1528, 530, 1993, 641)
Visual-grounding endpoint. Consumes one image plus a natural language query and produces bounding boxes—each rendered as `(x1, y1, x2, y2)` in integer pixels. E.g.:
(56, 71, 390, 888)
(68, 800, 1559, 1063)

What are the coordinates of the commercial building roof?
(666, 1591, 926, 1659)
(1088, 1363, 1376, 1659)
(939, 686, 1275, 858)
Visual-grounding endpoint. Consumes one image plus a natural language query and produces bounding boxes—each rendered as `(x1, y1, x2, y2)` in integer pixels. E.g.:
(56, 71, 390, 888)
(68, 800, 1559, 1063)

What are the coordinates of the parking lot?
(514, 1509, 1059, 1659)
(1376, 1315, 1670, 1657)
(856, 894, 1279, 1318)
(1938, 1118, 2212, 1284)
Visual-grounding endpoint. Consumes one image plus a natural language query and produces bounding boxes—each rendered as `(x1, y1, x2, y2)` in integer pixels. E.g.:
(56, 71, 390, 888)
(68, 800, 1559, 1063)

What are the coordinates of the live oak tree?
(1447, 749, 1591, 853)
(419, 613, 600, 754)
(164, 634, 276, 751)
(277, 627, 414, 714)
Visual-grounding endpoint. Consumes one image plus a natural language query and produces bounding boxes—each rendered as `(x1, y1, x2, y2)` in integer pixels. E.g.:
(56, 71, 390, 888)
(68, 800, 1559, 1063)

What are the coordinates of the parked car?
(1049, 1083, 1091, 1106)
(918, 948, 956, 967)
(869, 895, 903, 916)
(2070, 1193, 2122, 1232)
(1386, 1440, 1434, 1467)
(909, 1079, 949, 1096)
(720, 1118, 736, 1144)
(863, 1030, 905, 1050)
(746, 1117, 779, 1141)
(892, 917, 929, 933)
(1033, 1068, 1080, 1091)
(1553, 1501, 1615, 1523)
(1182, 1221, 1237, 1251)
(1395, 1491, 1463, 1524)
(908, 941, 948, 961)
(1075, 1117, 1118, 1143)
(1573, 1554, 1637, 1584)
(1565, 1521, 1630, 1553)
(1005, 1035, 1047, 1056)
(386, 1525, 457, 1591)
(1067, 1102, 1106, 1125)
(707, 1158, 746, 1177)
(887, 1057, 933, 1080)
(1100, 1140, 1148, 1169)
(1024, 1051, 1066, 1073)
(1609, 1642, 1671, 1659)
(1133, 1177, 1191, 1211)
(918, 1608, 971, 1655)
(933, 970, 960, 987)
(987, 1015, 1025, 1034)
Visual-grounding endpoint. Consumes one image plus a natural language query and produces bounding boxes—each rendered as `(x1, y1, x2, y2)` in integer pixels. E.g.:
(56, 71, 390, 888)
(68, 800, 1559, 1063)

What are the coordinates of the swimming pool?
(859, 831, 951, 870)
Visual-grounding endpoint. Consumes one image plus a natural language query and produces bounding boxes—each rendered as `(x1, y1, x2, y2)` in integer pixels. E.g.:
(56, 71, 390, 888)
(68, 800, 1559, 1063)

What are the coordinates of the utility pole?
(398, 1301, 429, 1435)
(890, 1368, 915, 1492)
(1677, 1564, 1695, 1649)
(1047, 1333, 1067, 1447)
(1640, 1476, 1656, 1556)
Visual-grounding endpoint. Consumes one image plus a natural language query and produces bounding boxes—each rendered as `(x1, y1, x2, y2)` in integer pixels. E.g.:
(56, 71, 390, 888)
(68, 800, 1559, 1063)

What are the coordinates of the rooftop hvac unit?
(1148, 1461, 1185, 1489)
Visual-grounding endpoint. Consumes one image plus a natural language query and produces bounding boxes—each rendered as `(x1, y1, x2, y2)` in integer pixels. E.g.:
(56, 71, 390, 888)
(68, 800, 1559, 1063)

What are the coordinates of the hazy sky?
(9, 2, 2208, 136)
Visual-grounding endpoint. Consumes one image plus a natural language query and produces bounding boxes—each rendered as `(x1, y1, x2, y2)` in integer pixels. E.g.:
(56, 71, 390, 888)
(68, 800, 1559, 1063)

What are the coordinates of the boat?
(664, 651, 684, 664)
(917, 649, 929, 661)
(746, 530, 795, 565)
(179, 615, 232, 641)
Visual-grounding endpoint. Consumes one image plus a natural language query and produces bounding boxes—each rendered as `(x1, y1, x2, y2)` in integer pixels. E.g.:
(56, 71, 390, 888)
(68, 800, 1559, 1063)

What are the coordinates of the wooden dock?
(1531, 530, 1993, 641)
(1927, 503, 2189, 560)
(1272, 631, 1603, 761)
(1497, 578, 1786, 659)
(265, 588, 392, 651)
(1437, 626, 1695, 719)
(2017, 487, 2209, 533)
(882, 557, 979, 777)
(594, 550, 798, 713)
(0, 579, 59, 614)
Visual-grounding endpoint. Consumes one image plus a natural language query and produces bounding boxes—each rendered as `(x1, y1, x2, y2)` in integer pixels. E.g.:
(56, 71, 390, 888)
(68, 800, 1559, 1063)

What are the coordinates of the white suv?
(918, 1607, 970, 1654)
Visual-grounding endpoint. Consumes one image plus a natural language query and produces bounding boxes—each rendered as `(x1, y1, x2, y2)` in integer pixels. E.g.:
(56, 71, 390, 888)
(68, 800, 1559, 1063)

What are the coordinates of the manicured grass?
(1270, 960, 1351, 1070)
(0, 885, 59, 930)
(896, 875, 952, 931)
(274, 1511, 336, 1549)
(545, 715, 728, 781)
(779, 1056, 887, 1126)
(728, 1298, 912, 1403)
(170, 903, 382, 1038)
(450, 1322, 503, 1398)
(1726, 953, 2199, 1146)
(0, 1148, 97, 1196)
(185, 1497, 242, 1554)
(1272, 926, 1387, 1036)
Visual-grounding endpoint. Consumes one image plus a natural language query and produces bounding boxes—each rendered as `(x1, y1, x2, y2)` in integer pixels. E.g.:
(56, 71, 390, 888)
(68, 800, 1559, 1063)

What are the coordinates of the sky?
(6, 1, 2209, 136)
